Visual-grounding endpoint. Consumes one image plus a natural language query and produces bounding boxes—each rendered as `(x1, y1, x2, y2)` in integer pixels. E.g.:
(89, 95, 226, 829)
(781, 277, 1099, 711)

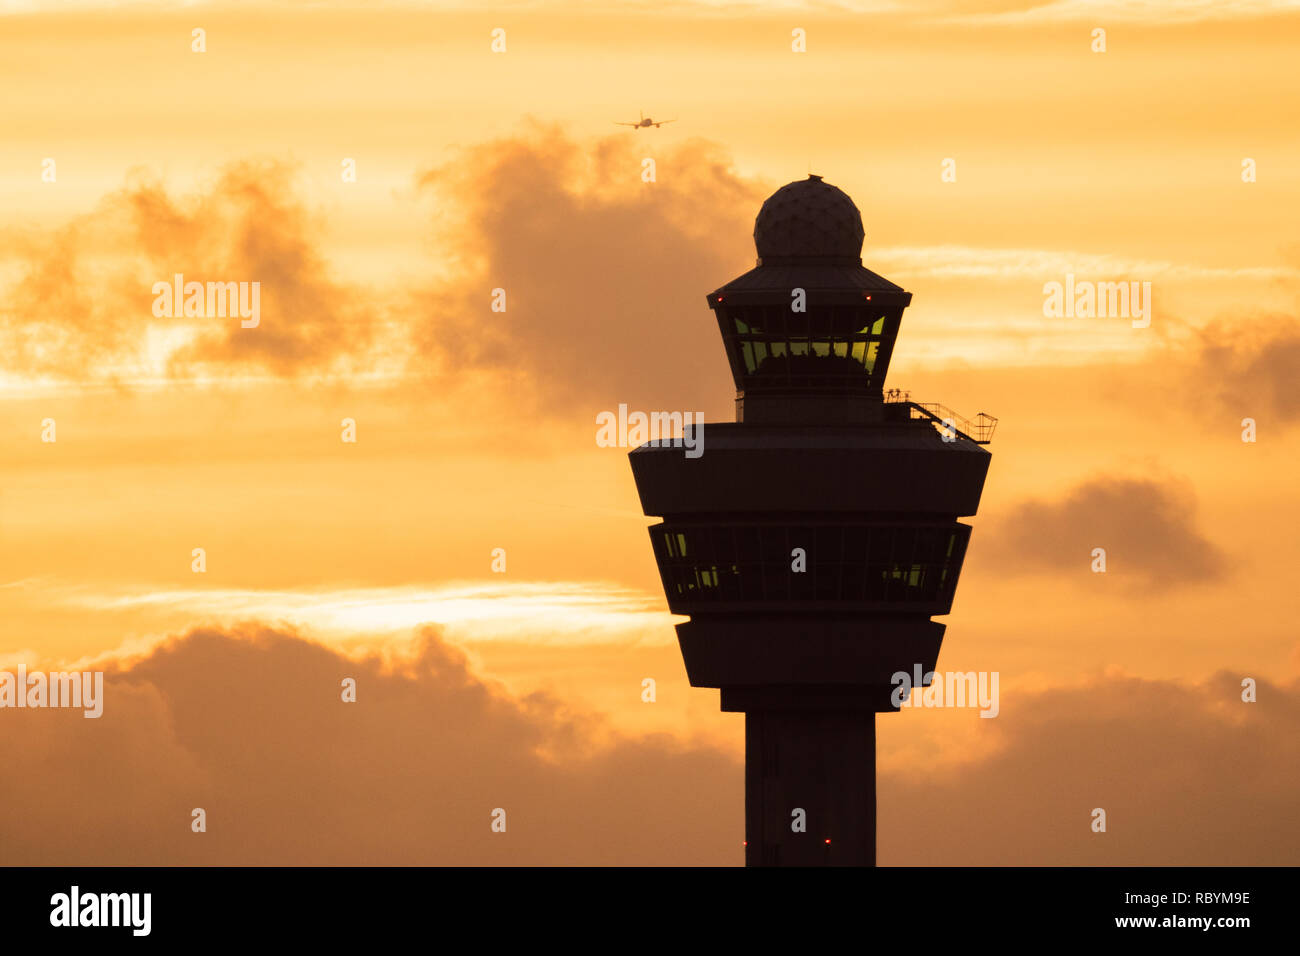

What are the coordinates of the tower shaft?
(745, 709, 876, 867)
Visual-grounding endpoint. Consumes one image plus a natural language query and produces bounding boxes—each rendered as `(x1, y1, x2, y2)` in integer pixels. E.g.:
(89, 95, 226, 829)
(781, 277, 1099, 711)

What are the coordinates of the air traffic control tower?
(629, 176, 995, 866)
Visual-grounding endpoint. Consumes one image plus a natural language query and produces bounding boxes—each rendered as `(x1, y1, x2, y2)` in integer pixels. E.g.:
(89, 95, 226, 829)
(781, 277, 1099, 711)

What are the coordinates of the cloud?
(413, 121, 765, 419)
(0, 218, 141, 381)
(3, 130, 768, 417)
(982, 475, 1227, 590)
(1192, 314, 1300, 423)
(868, 245, 1300, 284)
(55, 579, 674, 645)
(934, 0, 1300, 25)
(0, 624, 740, 865)
(8, 0, 1291, 24)
(2, 623, 1295, 864)
(0, 162, 380, 383)
(880, 671, 1300, 865)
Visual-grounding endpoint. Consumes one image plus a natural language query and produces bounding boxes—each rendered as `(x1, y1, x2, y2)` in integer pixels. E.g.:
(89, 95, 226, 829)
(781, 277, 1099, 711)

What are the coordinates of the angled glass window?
(652, 523, 970, 608)
(719, 301, 900, 391)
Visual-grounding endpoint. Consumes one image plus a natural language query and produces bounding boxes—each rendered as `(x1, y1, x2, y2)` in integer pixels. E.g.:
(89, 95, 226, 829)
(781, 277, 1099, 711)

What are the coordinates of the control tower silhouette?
(628, 176, 994, 866)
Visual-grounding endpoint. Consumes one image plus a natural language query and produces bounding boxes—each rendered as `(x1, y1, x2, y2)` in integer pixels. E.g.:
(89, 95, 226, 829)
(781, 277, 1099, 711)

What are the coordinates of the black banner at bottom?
(0, 865, 1281, 942)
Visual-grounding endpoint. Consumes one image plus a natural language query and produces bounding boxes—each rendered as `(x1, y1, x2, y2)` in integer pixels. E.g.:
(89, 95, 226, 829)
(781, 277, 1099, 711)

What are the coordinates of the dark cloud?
(414, 121, 765, 421)
(983, 475, 1226, 590)
(2, 624, 1294, 864)
(1193, 313, 1300, 423)
(879, 671, 1300, 865)
(0, 625, 741, 865)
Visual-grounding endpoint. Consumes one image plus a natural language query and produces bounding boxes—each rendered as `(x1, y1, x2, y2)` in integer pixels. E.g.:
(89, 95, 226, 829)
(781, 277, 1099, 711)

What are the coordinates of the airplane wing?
(614, 122, 639, 127)
(654, 119, 677, 127)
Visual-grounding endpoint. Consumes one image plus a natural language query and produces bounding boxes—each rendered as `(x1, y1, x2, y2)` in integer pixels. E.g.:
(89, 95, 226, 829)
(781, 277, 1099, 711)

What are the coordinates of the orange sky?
(2, 0, 1298, 865)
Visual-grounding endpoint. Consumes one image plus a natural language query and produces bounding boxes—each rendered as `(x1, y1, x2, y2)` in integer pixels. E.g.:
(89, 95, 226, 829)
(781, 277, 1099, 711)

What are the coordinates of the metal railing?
(884, 391, 998, 444)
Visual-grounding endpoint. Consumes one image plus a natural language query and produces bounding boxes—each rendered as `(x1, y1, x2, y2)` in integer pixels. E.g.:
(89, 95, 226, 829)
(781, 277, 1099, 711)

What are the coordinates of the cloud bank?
(3, 624, 1295, 865)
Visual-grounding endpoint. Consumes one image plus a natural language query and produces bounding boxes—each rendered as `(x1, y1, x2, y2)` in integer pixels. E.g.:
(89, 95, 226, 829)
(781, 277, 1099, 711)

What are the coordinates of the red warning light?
(824, 839, 832, 845)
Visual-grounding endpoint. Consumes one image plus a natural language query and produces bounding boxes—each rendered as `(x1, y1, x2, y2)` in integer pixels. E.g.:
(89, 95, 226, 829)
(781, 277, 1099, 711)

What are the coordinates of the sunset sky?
(2, 0, 1298, 865)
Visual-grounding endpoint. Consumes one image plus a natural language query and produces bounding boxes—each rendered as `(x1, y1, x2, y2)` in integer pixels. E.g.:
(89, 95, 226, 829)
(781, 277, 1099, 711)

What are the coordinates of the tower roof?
(753, 174, 865, 266)
(706, 175, 911, 411)
(714, 174, 904, 297)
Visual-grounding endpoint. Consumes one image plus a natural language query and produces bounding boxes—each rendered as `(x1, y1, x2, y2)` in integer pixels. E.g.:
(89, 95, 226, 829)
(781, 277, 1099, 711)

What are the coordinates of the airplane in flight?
(614, 111, 676, 129)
